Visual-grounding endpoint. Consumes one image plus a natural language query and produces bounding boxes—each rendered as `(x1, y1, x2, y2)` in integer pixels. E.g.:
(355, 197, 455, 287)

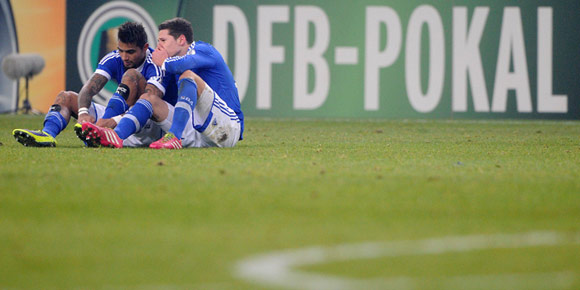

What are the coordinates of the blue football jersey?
(161, 41, 244, 138)
(95, 47, 164, 94)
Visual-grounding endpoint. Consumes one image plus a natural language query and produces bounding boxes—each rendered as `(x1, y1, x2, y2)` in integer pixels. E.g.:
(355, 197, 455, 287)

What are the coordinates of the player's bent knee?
(57, 90, 75, 101)
(139, 93, 156, 103)
(56, 91, 78, 107)
(122, 68, 144, 80)
(179, 73, 206, 98)
(179, 70, 197, 80)
(139, 92, 165, 109)
(180, 70, 205, 88)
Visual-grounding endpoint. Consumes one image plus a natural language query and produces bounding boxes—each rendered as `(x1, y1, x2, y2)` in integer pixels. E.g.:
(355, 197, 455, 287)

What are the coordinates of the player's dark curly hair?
(118, 22, 148, 48)
(158, 17, 193, 44)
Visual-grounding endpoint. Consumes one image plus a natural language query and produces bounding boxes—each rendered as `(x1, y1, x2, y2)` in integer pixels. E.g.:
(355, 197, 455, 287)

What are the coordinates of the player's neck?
(135, 58, 145, 68)
(178, 44, 190, 56)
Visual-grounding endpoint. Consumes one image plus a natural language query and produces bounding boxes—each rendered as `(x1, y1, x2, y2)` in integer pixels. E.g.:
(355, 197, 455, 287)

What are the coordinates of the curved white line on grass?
(234, 231, 580, 290)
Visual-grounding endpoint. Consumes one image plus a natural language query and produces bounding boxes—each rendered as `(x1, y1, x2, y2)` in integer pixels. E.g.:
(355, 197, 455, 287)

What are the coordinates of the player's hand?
(152, 48, 168, 67)
(95, 118, 117, 129)
(77, 113, 95, 124)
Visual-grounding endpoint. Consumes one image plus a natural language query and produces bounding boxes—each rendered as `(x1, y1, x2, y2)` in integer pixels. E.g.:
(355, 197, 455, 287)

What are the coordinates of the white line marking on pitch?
(234, 231, 580, 290)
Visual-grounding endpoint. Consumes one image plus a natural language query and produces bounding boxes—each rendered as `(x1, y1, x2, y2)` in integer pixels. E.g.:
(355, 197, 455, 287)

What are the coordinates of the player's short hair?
(158, 17, 193, 44)
(118, 22, 148, 48)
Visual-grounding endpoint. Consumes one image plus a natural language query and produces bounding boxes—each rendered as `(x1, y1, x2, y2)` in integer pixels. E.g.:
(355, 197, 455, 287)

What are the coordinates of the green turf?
(0, 114, 579, 289)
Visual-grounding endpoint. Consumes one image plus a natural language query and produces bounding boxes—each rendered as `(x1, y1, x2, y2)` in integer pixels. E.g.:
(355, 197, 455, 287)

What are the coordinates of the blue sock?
(42, 111, 67, 138)
(102, 94, 129, 119)
(114, 99, 153, 139)
(169, 78, 197, 139)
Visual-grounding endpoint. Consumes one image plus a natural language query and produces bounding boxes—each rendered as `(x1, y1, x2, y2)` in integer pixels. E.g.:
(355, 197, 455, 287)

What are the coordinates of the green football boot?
(12, 129, 57, 147)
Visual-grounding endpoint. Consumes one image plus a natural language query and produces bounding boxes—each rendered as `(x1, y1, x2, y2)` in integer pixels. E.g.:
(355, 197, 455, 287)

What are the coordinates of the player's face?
(157, 29, 184, 57)
(118, 41, 147, 69)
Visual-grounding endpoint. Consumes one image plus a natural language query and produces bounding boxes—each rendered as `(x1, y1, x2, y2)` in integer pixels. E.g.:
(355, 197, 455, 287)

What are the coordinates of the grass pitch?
(0, 114, 579, 289)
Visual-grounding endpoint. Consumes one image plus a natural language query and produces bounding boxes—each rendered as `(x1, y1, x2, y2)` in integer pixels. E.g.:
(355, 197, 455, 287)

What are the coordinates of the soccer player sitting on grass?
(81, 17, 244, 149)
(12, 22, 164, 147)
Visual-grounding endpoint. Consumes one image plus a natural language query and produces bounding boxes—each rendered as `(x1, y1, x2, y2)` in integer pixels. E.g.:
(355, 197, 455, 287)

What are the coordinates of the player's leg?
(82, 84, 168, 148)
(149, 101, 184, 149)
(151, 77, 240, 149)
(122, 119, 164, 147)
(13, 90, 78, 147)
(76, 103, 106, 147)
(149, 71, 204, 149)
(189, 87, 241, 148)
(160, 86, 241, 148)
(114, 85, 169, 138)
(169, 71, 204, 139)
(101, 68, 147, 119)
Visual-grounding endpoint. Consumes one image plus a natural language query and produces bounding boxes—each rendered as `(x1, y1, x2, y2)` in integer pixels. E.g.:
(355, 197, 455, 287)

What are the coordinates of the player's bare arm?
(77, 73, 108, 124)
